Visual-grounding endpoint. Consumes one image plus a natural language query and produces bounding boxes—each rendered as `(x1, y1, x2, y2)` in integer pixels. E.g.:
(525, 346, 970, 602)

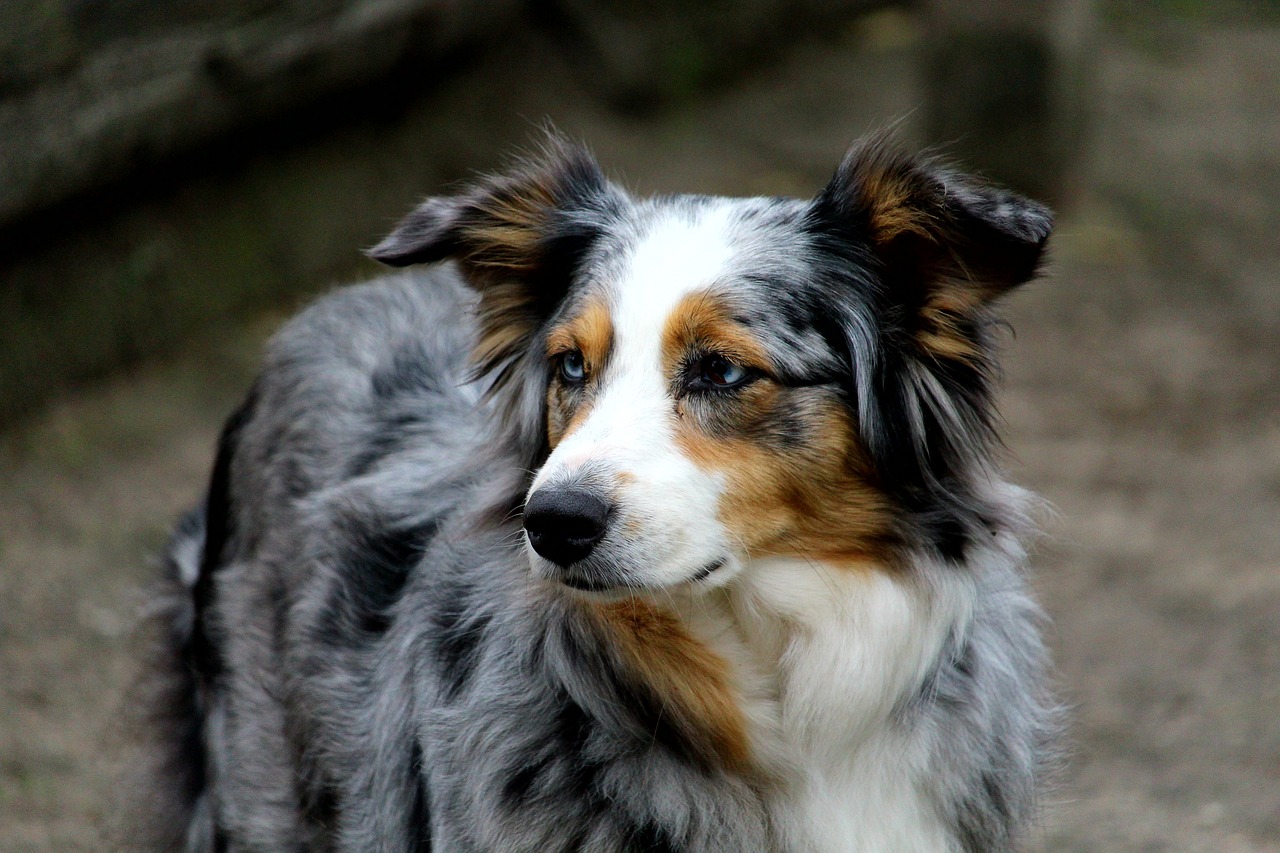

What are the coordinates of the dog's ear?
(808, 139, 1052, 557)
(810, 140, 1052, 364)
(369, 138, 624, 460)
(370, 137, 623, 373)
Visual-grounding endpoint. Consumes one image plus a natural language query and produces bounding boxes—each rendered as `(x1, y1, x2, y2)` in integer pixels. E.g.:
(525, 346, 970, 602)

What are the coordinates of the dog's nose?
(523, 487, 611, 567)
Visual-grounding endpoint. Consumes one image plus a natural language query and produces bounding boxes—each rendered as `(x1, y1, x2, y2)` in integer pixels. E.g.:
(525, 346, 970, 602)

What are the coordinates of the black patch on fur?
(300, 773, 340, 838)
(409, 740, 432, 852)
(317, 517, 440, 645)
(432, 599, 492, 703)
(499, 690, 603, 813)
(625, 819, 681, 853)
(501, 761, 542, 808)
(372, 344, 447, 400)
(957, 769, 1013, 853)
(190, 384, 257, 680)
(348, 411, 426, 478)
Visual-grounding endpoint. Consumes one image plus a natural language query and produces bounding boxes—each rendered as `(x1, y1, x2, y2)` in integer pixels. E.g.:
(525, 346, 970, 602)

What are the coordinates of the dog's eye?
(560, 350, 586, 383)
(696, 354, 750, 389)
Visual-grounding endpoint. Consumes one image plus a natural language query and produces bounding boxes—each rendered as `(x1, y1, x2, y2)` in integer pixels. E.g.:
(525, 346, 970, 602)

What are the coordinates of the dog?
(138, 134, 1057, 852)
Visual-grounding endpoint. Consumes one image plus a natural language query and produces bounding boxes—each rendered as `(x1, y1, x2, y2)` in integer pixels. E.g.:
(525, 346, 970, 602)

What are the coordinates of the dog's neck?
(666, 555, 974, 852)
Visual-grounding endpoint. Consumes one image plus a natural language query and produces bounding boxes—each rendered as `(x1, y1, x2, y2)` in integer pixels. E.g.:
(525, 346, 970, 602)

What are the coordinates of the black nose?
(523, 487, 611, 567)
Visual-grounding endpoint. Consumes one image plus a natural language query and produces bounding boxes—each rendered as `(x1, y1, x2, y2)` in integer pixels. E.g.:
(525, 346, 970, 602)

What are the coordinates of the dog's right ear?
(368, 138, 624, 379)
(366, 196, 469, 267)
(369, 138, 624, 460)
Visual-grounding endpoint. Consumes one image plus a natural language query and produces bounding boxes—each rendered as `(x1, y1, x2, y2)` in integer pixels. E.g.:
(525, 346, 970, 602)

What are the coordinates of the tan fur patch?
(659, 292, 773, 379)
(676, 398, 892, 567)
(592, 598, 751, 773)
(460, 177, 559, 272)
(452, 172, 567, 375)
(660, 294, 893, 567)
(545, 298, 613, 367)
(859, 168, 936, 245)
(544, 298, 614, 447)
(472, 282, 540, 373)
(857, 164, 997, 365)
(918, 287, 984, 363)
(917, 265, 1008, 363)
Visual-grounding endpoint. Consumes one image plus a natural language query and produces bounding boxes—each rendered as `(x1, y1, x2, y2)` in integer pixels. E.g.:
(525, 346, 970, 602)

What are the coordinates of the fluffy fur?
(138, 134, 1057, 852)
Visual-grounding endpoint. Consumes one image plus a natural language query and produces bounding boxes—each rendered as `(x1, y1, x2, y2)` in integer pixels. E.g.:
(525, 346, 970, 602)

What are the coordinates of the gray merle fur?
(136, 135, 1057, 851)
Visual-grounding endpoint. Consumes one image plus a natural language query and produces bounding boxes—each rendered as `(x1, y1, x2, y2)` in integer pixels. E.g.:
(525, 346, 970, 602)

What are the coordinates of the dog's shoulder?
(257, 264, 480, 433)
(230, 267, 479, 491)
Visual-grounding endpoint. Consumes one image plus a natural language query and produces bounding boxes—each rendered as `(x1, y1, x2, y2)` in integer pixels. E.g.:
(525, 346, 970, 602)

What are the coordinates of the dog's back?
(139, 138, 1057, 852)
(141, 270, 483, 848)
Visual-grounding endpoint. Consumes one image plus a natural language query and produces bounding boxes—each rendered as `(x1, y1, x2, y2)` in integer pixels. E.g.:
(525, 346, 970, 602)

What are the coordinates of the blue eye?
(560, 350, 586, 383)
(699, 354, 748, 388)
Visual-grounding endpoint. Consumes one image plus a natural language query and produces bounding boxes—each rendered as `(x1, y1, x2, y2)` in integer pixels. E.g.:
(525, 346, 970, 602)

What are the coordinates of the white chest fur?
(676, 558, 975, 853)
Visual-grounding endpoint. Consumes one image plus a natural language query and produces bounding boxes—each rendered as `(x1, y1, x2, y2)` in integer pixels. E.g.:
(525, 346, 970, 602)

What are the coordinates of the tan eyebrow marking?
(544, 296, 613, 447)
(546, 296, 614, 367)
(659, 291, 772, 379)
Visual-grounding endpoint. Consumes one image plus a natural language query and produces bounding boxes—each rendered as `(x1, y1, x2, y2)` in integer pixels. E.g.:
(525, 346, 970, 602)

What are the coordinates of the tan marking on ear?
(592, 598, 751, 773)
(455, 170, 570, 372)
(859, 168, 936, 245)
(917, 282, 990, 363)
(676, 390, 893, 568)
(858, 166, 996, 364)
(459, 176, 560, 272)
(471, 282, 539, 372)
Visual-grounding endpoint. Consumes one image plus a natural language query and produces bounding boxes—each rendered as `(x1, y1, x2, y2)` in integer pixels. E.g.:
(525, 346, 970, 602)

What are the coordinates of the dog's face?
(371, 136, 1051, 592)
(523, 199, 891, 591)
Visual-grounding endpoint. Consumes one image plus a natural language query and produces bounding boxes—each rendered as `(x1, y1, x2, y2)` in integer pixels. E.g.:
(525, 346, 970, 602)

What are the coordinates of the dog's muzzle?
(523, 487, 611, 567)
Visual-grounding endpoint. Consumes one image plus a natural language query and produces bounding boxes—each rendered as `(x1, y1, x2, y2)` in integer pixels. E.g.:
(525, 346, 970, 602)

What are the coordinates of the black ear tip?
(364, 236, 414, 267)
(365, 196, 465, 267)
(948, 179, 1055, 244)
(1012, 197, 1054, 244)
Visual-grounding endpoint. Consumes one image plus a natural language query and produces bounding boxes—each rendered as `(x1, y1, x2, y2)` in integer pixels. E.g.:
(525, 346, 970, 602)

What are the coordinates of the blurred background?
(1, 0, 1277, 849)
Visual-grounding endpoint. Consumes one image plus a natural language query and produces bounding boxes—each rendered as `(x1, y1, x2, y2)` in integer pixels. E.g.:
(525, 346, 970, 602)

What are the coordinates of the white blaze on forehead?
(611, 203, 738, 360)
(536, 202, 741, 474)
(529, 203, 739, 586)
(557, 203, 738, 457)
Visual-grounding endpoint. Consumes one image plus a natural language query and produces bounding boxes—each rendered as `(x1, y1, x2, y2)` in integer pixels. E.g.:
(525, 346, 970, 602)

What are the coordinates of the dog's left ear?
(809, 141, 1053, 554)
(810, 141, 1052, 363)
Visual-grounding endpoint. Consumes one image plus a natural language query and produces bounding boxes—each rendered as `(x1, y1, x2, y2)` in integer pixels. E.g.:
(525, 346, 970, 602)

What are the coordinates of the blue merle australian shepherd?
(139, 134, 1058, 852)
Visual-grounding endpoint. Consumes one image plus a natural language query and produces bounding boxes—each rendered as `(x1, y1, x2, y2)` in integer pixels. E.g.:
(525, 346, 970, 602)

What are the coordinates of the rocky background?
(2, 1, 1278, 850)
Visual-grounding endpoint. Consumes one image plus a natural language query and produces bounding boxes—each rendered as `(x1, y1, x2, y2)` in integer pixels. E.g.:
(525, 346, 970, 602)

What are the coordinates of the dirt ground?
(2, 8, 1278, 852)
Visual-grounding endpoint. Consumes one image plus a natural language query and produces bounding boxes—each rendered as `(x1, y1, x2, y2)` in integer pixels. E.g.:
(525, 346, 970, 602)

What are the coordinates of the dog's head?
(371, 135, 1051, 592)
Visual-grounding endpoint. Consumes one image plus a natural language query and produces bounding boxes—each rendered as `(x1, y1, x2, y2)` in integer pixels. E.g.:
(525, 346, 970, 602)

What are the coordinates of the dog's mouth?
(559, 573, 622, 592)
(687, 558, 726, 583)
(554, 557, 728, 594)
